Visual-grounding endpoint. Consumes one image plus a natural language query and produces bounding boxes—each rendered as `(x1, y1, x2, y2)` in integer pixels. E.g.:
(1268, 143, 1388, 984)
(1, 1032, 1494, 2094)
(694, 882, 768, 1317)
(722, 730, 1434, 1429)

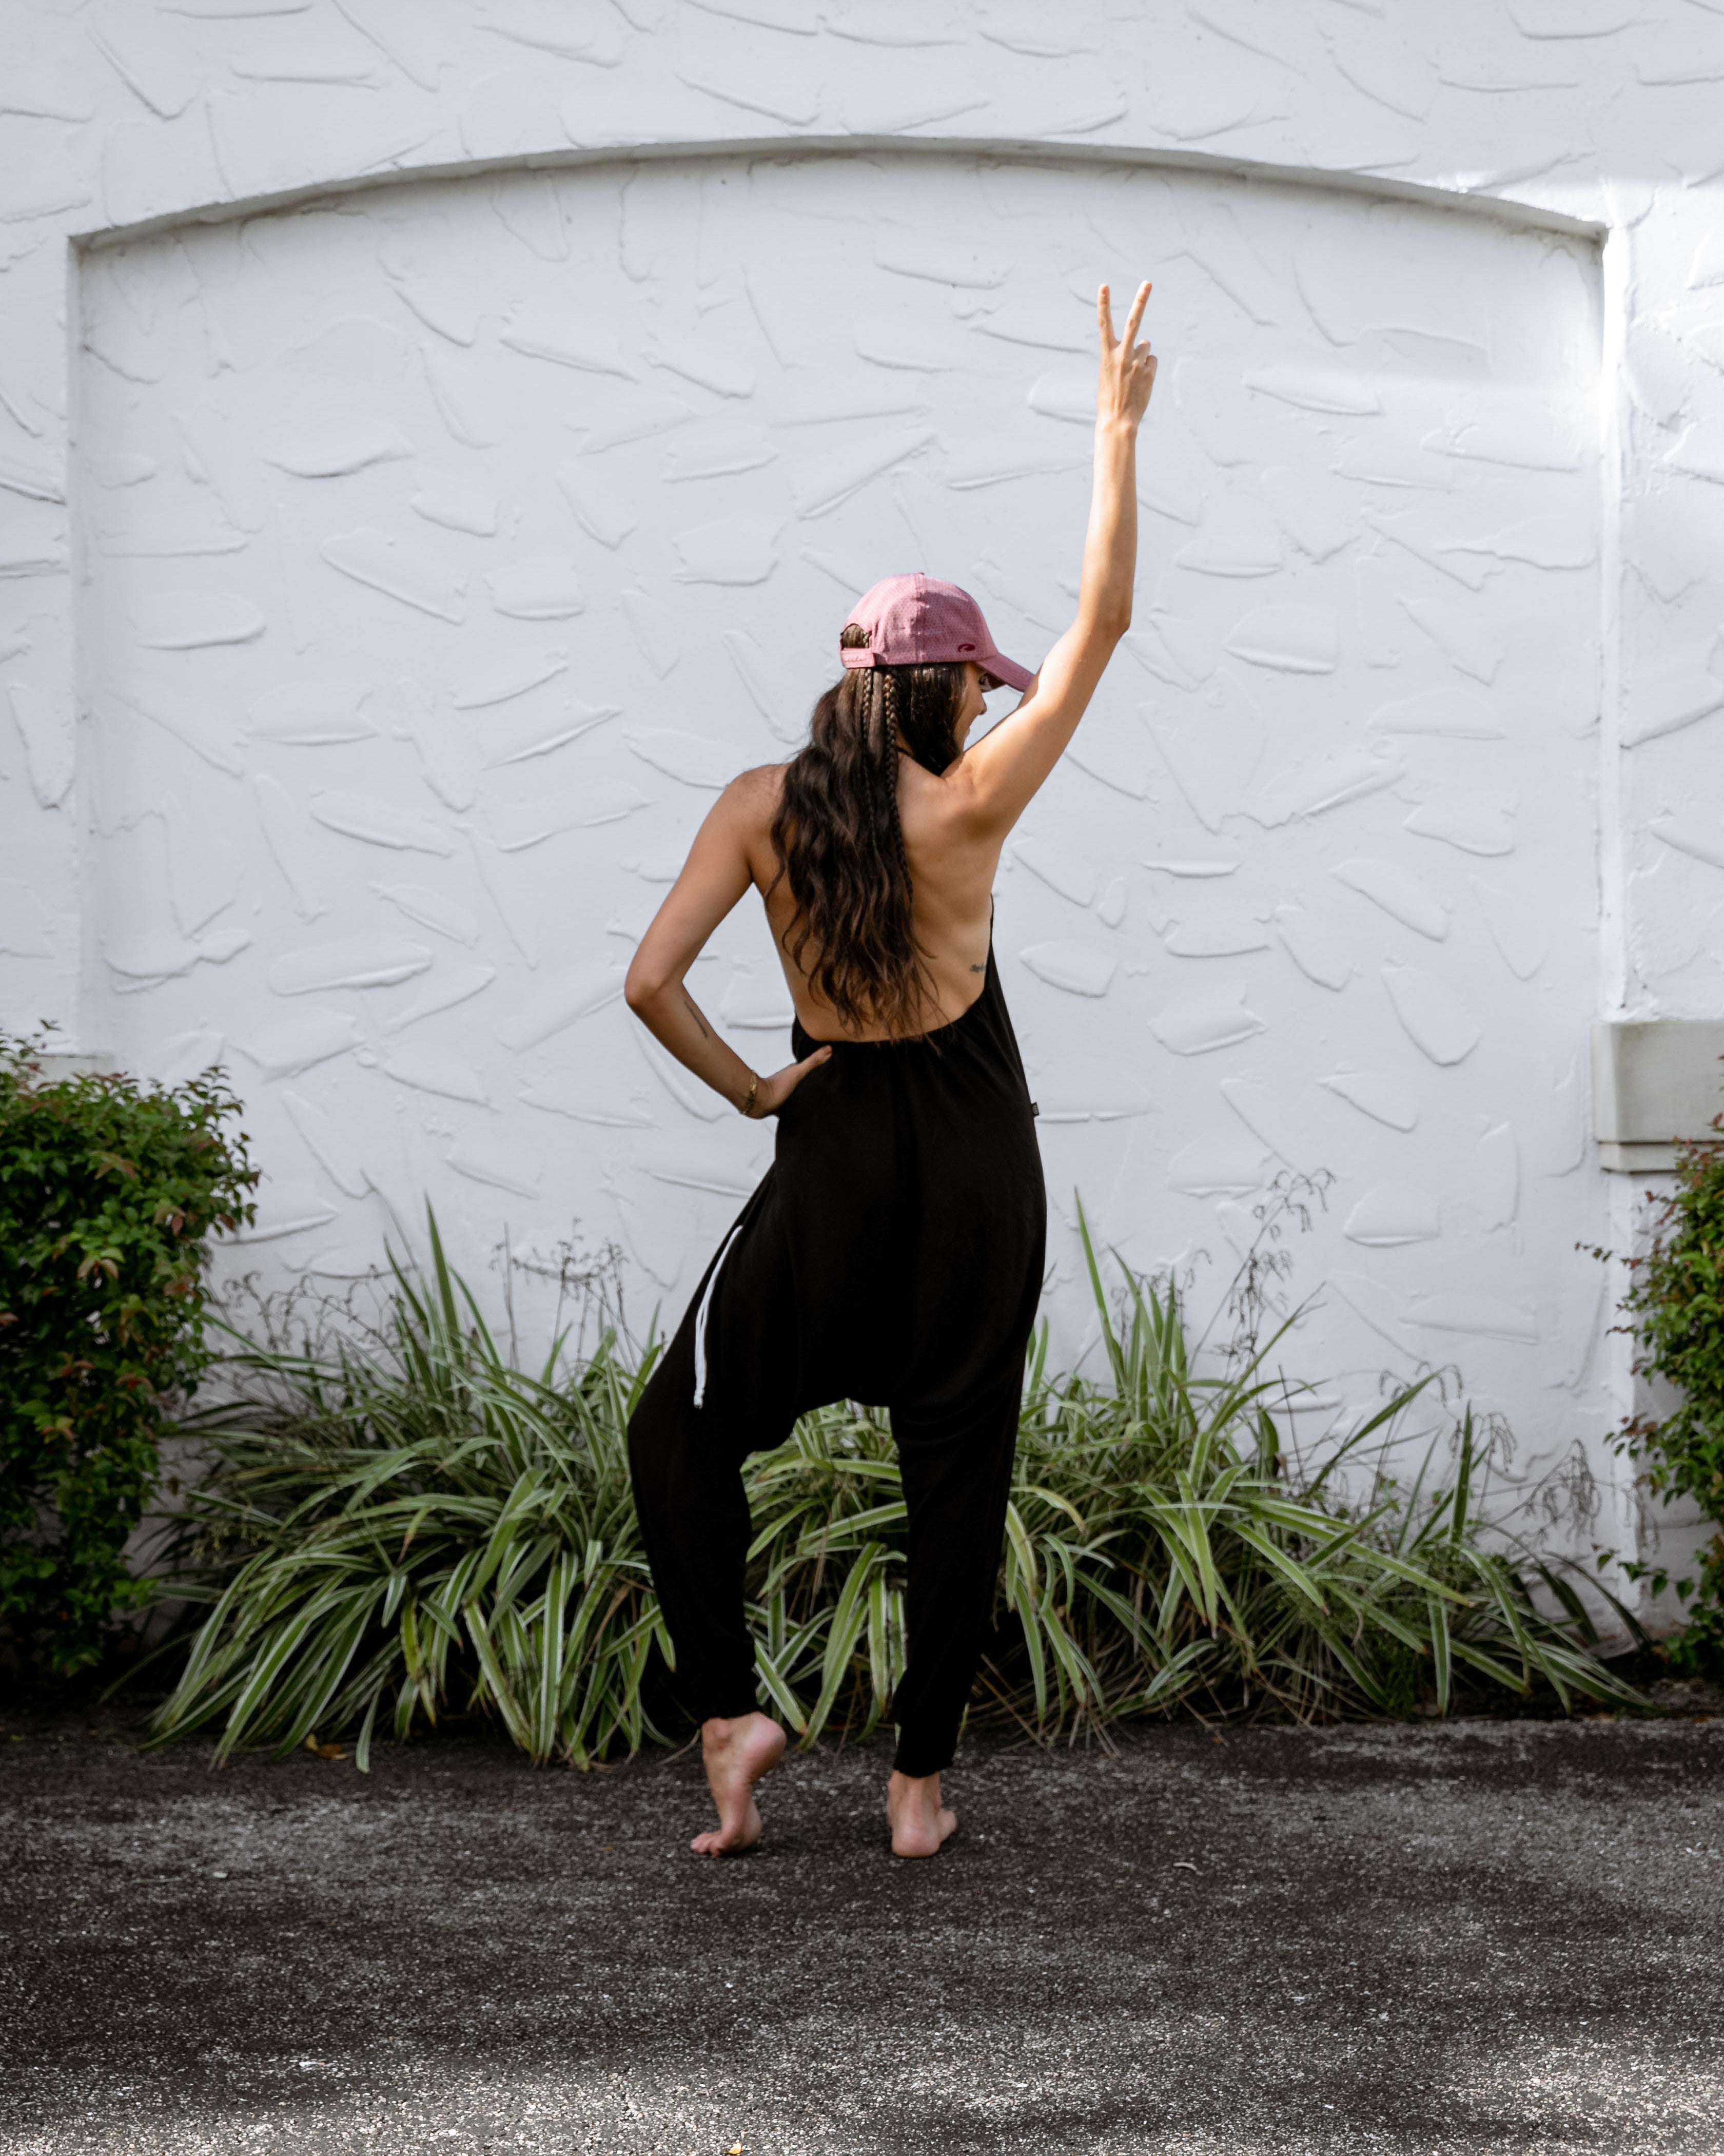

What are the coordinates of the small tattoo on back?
(969, 963, 986, 974)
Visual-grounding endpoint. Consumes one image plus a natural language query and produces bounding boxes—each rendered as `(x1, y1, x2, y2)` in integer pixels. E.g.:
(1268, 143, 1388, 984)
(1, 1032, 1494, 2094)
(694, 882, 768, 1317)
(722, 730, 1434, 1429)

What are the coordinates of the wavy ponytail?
(769, 662, 967, 1037)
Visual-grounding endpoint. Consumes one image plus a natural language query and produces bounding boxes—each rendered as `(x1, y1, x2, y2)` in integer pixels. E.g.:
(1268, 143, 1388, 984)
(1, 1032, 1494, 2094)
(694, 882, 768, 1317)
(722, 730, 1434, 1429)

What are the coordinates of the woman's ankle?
(889, 1768, 942, 1801)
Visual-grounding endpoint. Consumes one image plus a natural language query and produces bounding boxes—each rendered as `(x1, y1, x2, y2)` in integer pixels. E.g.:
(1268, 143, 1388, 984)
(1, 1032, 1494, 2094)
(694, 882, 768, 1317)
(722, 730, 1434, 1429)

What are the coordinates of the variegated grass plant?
(149, 1211, 1639, 1769)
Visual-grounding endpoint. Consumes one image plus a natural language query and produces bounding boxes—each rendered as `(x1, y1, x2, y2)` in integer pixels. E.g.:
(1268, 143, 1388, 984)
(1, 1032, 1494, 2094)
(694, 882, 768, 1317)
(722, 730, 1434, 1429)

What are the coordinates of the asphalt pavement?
(2, 1711, 1720, 2154)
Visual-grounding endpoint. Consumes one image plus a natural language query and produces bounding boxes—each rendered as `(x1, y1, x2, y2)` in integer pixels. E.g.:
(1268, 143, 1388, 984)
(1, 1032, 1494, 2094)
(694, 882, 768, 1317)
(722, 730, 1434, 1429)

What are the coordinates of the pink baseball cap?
(838, 572, 1034, 693)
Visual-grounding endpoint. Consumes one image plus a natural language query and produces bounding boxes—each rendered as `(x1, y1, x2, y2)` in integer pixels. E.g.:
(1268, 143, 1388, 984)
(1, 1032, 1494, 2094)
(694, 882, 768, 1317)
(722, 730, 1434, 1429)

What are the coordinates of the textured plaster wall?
(6, 1, 1724, 1601)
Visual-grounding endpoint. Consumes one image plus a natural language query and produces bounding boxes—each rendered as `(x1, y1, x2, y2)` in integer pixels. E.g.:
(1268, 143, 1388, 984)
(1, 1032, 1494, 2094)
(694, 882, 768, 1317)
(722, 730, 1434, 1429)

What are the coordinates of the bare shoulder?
(728, 761, 787, 804)
(719, 762, 787, 831)
(932, 738, 1011, 837)
(715, 765, 788, 889)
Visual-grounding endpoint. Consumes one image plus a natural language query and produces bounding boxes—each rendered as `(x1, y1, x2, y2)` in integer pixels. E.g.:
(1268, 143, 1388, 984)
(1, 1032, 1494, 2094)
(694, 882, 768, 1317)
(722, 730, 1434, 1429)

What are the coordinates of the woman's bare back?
(741, 755, 1004, 1045)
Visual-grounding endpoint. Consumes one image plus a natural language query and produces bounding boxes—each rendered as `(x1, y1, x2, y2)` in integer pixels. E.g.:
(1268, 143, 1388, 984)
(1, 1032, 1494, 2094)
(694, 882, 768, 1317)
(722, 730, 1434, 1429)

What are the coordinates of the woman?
(625, 281, 1157, 1858)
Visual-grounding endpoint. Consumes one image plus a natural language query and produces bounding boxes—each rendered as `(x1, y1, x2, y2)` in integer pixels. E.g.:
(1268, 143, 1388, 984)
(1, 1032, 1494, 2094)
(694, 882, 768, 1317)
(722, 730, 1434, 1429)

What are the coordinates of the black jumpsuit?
(626, 936, 1047, 1777)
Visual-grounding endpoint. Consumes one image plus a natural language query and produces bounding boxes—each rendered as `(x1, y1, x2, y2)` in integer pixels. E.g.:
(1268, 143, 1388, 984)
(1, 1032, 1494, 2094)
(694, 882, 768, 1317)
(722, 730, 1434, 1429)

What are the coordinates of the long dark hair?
(769, 659, 967, 1036)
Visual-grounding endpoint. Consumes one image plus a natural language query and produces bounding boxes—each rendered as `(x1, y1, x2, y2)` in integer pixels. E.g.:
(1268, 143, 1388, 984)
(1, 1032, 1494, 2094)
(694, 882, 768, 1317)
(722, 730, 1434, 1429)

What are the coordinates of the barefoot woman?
(625, 281, 1157, 1857)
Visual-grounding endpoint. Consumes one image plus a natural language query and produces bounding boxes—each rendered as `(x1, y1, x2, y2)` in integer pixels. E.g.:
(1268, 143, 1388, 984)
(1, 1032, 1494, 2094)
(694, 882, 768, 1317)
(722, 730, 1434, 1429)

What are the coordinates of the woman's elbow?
(1082, 597, 1132, 644)
(623, 962, 660, 1017)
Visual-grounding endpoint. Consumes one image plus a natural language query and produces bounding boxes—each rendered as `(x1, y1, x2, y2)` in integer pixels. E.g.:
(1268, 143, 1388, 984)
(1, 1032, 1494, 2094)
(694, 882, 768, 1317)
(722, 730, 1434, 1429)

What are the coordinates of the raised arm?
(624, 770, 831, 1118)
(955, 281, 1157, 836)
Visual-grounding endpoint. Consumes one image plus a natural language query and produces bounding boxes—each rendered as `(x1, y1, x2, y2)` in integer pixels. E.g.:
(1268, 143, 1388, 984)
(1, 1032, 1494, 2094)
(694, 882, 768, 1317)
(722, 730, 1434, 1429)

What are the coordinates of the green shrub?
(0, 1033, 258, 1677)
(148, 1210, 1636, 1767)
(1615, 1110, 1724, 1676)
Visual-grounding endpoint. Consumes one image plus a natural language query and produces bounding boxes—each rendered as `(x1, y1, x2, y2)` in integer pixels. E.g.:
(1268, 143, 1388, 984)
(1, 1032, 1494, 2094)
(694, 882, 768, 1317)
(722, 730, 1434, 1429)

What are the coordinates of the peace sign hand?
(1096, 279, 1157, 432)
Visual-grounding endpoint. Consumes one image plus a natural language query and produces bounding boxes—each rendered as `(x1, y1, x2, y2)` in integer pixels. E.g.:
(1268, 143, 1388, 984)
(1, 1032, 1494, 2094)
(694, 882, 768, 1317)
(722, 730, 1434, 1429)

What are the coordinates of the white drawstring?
(691, 1223, 744, 1409)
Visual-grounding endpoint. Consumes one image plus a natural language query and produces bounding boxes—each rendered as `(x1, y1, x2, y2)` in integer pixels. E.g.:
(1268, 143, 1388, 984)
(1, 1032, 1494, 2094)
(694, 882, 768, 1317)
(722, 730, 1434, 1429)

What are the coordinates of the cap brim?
(978, 650, 1035, 693)
(837, 645, 1035, 690)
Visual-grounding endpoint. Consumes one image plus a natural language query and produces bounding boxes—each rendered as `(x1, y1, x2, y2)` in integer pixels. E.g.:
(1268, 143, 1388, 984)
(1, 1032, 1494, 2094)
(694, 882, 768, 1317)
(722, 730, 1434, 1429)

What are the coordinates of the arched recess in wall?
(73, 145, 1603, 1375)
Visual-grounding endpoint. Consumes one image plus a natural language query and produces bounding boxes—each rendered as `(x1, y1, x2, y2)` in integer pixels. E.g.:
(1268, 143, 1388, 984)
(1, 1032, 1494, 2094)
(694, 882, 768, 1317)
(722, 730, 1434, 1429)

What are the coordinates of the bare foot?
(691, 1711, 786, 1856)
(887, 1769, 958, 1858)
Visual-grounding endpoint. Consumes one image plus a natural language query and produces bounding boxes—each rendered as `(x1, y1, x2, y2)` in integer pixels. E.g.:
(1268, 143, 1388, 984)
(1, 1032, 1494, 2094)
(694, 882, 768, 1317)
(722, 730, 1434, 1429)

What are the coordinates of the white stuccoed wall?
(5, 3, 1724, 1611)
